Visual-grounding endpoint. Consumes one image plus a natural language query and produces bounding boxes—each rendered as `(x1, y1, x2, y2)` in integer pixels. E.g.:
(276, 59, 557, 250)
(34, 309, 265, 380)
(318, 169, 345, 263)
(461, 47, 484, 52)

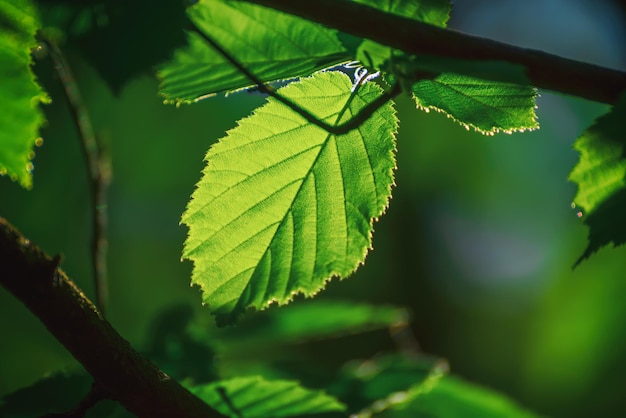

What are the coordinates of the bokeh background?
(1, 0, 625, 416)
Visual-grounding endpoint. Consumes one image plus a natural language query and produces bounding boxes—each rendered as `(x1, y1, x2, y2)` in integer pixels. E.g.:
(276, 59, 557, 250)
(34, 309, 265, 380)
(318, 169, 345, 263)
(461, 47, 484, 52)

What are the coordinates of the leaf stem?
(46, 39, 111, 316)
(191, 26, 401, 135)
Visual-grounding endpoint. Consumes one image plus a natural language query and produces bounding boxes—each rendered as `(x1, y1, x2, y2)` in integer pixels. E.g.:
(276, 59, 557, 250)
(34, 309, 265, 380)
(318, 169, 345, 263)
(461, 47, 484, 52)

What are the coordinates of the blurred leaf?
(73, 0, 189, 92)
(218, 301, 409, 347)
(158, 0, 349, 103)
(145, 304, 219, 384)
(189, 376, 346, 417)
(0, 371, 91, 417)
(411, 73, 538, 134)
(369, 375, 540, 418)
(569, 94, 626, 264)
(328, 353, 444, 413)
(0, 0, 48, 189)
(182, 71, 397, 326)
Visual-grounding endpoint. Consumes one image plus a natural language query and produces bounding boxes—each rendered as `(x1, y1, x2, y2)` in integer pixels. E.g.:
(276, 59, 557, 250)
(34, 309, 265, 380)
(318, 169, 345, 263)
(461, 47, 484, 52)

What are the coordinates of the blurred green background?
(1, 0, 626, 417)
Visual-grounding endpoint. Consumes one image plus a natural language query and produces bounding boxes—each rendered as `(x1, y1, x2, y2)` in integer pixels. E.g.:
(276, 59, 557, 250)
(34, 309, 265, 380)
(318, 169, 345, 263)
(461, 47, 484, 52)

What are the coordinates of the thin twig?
(191, 26, 401, 135)
(46, 39, 111, 316)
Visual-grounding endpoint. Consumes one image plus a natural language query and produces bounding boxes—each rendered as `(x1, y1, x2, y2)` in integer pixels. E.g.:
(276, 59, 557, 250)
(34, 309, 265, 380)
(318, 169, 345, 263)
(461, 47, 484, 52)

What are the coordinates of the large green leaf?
(569, 94, 626, 264)
(189, 376, 346, 418)
(159, 0, 350, 103)
(182, 71, 397, 325)
(411, 73, 538, 134)
(0, 0, 48, 189)
(371, 376, 540, 418)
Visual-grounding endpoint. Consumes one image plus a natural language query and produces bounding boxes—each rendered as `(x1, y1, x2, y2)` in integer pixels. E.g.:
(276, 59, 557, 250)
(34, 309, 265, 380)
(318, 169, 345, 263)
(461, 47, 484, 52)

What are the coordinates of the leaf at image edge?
(182, 71, 398, 325)
(189, 376, 346, 418)
(0, 0, 49, 189)
(569, 94, 626, 264)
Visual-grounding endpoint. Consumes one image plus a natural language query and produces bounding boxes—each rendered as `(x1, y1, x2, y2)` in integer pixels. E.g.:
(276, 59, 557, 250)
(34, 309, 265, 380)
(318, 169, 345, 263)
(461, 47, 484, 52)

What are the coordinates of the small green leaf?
(159, 0, 350, 103)
(189, 376, 346, 418)
(569, 94, 626, 264)
(182, 71, 397, 325)
(411, 73, 538, 134)
(0, 0, 48, 189)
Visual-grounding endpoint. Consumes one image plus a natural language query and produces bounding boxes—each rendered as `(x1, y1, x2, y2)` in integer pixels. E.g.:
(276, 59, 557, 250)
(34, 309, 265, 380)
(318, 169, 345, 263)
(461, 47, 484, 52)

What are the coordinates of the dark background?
(1, 0, 625, 416)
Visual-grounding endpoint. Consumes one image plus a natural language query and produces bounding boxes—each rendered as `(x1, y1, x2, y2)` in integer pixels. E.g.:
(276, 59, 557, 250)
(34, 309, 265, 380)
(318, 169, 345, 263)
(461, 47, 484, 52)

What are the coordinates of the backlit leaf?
(411, 73, 538, 134)
(182, 71, 397, 325)
(0, 0, 48, 189)
(159, 0, 350, 103)
(190, 376, 346, 417)
(569, 94, 626, 264)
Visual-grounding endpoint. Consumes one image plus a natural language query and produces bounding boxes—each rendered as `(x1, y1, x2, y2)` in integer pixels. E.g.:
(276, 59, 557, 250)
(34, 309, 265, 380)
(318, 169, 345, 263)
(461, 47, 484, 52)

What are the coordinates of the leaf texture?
(159, 0, 349, 103)
(569, 94, 626, 264)
(182, 71, 397, 325)
(0, 0, 48, 188)
(190, 376, 346, 417)
(412, 73, 538, 133)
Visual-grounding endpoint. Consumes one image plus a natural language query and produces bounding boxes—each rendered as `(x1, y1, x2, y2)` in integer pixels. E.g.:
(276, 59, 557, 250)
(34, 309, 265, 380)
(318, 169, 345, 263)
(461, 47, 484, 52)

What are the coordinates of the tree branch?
(0, 218, 225, 418)
(241, 0, 626, 105)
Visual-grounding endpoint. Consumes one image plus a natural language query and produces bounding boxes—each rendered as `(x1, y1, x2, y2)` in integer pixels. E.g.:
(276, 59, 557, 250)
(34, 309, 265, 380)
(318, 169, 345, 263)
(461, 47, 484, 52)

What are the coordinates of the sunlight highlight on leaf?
(0, 0, 48, 189)
(190, 376, 346, 418)
(412, 74, 538, 134)
(182, 71, 397, 325)
(569, 94, 626, 264)
(158, 0, 350, 103)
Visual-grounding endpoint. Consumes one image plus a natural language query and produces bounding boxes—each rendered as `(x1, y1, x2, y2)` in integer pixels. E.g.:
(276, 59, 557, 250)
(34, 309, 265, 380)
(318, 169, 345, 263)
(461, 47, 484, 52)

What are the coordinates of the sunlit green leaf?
(411, 73, 538, 134)
(190, 376, 346, 417)
(367, 376, 540, 418)
(159, 0, 350, 103)
(182, 71, 397, 325)
(0, 0, 48, 189)
(569, 94, 626, 264)
(219, 301, 409, 346)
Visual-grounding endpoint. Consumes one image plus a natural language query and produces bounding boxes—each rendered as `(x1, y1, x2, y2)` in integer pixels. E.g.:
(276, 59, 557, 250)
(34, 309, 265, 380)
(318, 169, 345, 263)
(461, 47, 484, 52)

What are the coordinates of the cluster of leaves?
(1, 0, 625, 416)
(0, 300, 539, 417)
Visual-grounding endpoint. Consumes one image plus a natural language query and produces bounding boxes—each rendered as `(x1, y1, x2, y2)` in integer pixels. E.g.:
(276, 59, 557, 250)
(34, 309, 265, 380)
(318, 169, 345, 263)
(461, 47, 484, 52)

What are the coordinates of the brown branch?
(0, 218, 226, 418)
(46, 39, 111, 315)
(241, 0, 626, 105)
